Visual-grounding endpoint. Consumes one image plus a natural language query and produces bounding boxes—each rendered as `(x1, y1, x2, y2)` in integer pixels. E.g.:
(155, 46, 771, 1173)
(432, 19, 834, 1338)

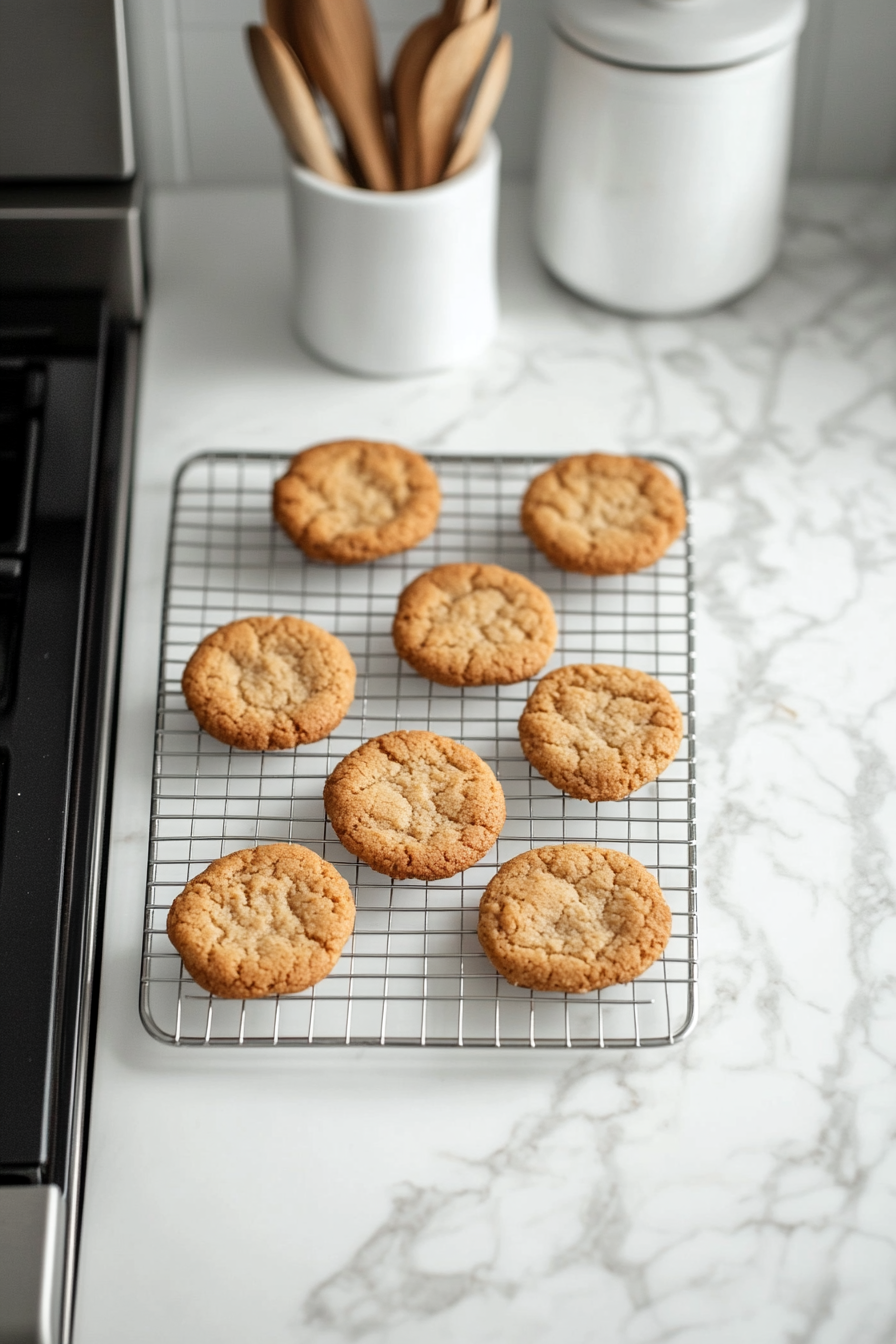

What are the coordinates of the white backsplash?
(124, 0, 896, 186)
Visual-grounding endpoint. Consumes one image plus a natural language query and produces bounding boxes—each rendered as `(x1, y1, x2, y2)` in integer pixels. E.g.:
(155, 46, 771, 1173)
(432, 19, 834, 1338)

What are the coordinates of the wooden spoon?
(443, 32, 511, 179)
(417, 1, 500, 187)
(246, 25, 352, 186)
(390, 14, 444, 190)
(293, 0, 397, 192)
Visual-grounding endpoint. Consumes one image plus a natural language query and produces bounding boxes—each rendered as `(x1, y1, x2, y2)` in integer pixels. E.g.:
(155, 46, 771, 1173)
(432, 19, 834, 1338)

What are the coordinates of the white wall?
(123, 0, 896, 187)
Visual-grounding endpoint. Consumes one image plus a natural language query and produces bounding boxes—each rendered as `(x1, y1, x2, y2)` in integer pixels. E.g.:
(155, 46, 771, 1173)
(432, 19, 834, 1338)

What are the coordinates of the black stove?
(0, 294, 136, 1341)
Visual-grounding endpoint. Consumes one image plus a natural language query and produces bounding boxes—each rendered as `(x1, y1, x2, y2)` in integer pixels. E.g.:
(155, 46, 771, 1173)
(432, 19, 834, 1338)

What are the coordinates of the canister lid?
(551, 0, 807, 70)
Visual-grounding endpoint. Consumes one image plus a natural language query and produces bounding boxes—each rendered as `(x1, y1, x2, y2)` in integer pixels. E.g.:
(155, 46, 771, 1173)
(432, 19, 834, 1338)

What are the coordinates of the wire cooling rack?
(140, 453, 696, 1048)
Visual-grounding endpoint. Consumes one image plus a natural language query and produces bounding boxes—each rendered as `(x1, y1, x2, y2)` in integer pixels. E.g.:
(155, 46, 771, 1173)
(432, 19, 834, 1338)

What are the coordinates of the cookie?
(182, 615, 355, 751)
(519, 664, 683, 802)
(273, 440, 441, 563)
(166, 844, 355, 998)
(520, 453, 686, 575)
(478, 844, 671, 993)
(323, 730, 506, 880)
(392, 563, 557, 686)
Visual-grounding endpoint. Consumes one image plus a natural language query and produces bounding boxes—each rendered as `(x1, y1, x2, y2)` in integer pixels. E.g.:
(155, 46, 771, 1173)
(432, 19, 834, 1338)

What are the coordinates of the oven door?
(0, 297, 137, 1344)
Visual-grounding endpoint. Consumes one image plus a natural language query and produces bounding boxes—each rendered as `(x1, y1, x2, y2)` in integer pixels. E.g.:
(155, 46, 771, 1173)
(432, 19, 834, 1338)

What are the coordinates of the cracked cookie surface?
(273, 440, 441, 563)
(478, 844, 671, 993)
(182, 615, 355, 750)
(392, 563, 557, 686)
(167, 844, 355, 998)
(519, 663, 682, 801)
(521, 453, 686, 575)
(323, 730, 506, 880)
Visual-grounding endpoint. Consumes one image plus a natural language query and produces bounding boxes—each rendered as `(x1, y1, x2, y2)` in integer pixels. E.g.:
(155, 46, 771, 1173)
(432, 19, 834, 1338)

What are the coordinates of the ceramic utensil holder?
(286, 133, 500, 377)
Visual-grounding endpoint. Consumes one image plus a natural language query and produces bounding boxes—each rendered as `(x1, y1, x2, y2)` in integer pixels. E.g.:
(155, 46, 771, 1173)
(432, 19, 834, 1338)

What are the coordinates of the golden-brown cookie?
(323, 730, 506, 880)
(520, 453, 686, 575)
(166, 844, 355, 998)
(182, 615, 355, 751)
(519, 664, 682, 802)
(273, 440, 441, 563)
(478, 844, 671, 993)
(392, 563, 557, 686)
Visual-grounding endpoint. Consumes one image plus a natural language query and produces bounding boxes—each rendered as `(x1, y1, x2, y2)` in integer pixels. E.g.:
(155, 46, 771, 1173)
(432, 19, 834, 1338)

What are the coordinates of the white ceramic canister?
(286, 133, 500, 377)
(534, 0, 807, 315)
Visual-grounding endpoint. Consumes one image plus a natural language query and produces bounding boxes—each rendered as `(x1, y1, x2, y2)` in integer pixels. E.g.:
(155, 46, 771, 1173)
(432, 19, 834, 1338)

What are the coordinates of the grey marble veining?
(298, 185, 896, 1344)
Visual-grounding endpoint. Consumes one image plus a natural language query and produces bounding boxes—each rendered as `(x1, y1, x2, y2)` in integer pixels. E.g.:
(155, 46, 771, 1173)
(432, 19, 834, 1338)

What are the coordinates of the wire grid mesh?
(140, 452, 697, 1048)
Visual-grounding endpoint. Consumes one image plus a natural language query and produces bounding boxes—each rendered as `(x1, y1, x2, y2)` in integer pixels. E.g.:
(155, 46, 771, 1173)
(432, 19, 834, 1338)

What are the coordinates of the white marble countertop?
(74, 180, 896, 1344)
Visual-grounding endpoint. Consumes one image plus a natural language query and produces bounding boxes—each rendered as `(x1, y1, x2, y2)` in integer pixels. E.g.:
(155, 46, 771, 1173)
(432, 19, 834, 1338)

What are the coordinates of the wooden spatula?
(293, 0, 397, 191)
(417, 1, 500, 187)
(391, 14, 445, 190)
(443, 31, 511, 179)
(246, 25, 352, 186)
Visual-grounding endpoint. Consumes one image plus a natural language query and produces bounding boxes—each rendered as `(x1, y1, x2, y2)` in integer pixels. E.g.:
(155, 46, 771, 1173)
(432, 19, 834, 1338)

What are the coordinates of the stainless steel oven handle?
(58, 326, 140, 1344)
